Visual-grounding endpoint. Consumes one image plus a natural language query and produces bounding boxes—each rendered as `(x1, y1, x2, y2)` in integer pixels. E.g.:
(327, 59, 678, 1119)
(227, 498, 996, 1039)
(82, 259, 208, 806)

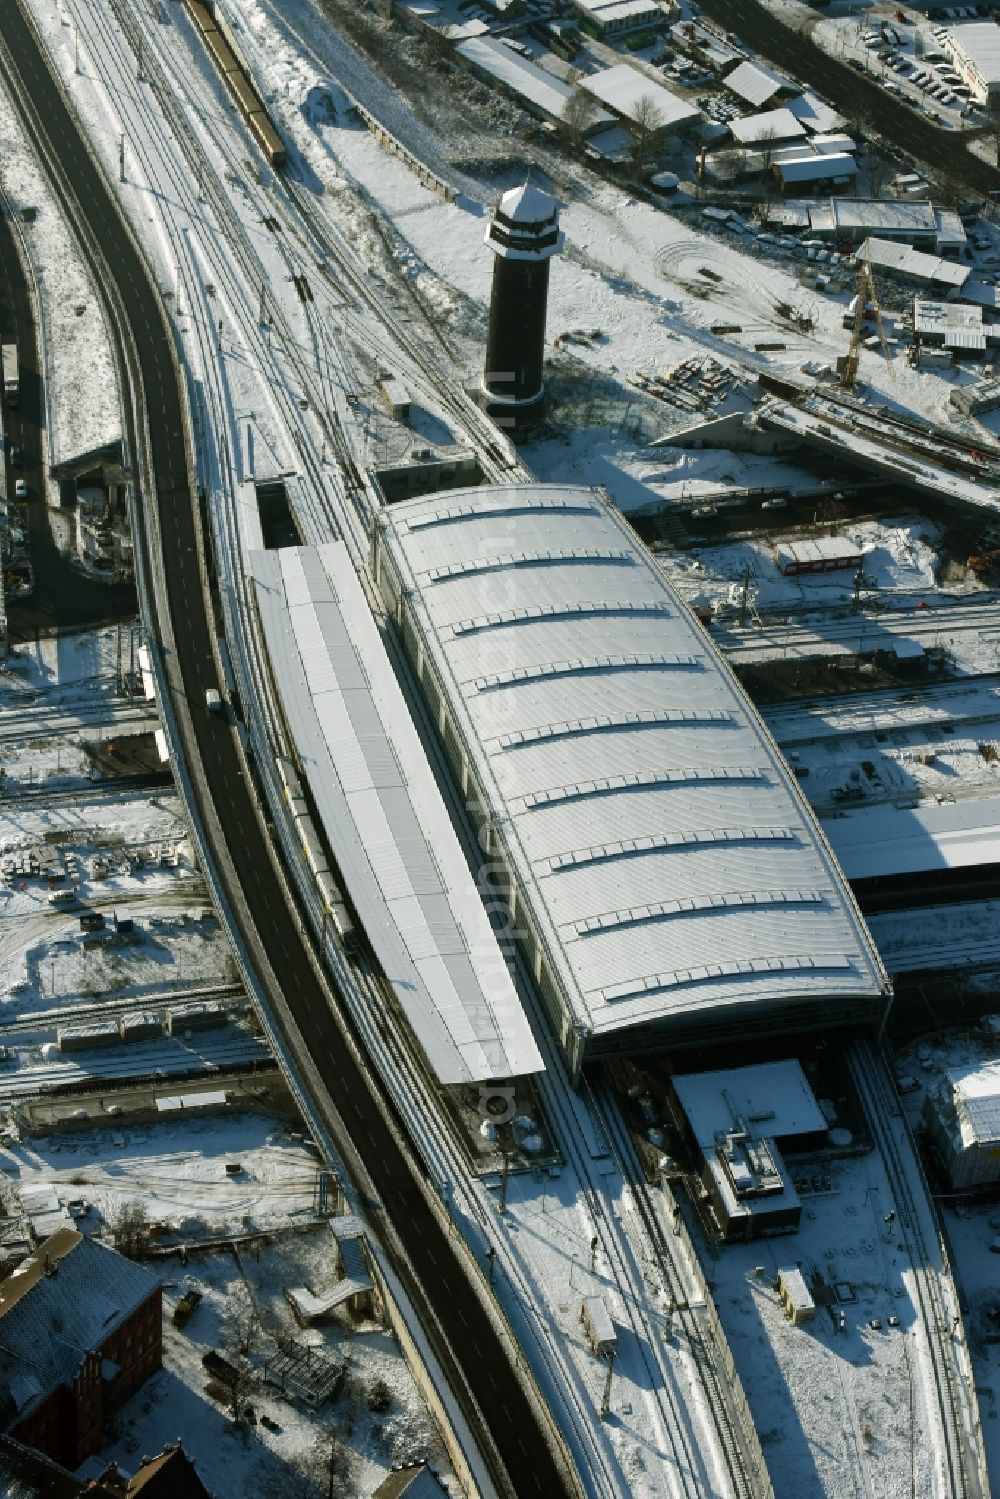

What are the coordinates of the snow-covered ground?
(0, 70, 120, 470)
(6, 1, 997, 1493)
(702, 1146, 936, 1499)
(0, 1115, 458, 1496)
(892, 1027, 1000, 1486)
(658, 513, 945, 616)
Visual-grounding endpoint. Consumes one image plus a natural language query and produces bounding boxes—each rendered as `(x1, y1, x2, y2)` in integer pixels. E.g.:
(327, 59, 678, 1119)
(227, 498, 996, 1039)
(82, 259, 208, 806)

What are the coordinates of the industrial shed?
(374, 486, 889, 1080)
(924, 1062, 1000, 1189)
(580, 63, 701, 135)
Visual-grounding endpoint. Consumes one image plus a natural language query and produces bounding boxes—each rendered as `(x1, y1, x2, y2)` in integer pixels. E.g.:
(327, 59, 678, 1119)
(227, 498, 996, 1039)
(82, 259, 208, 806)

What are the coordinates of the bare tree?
(560, 85, 598, 149)
(110, 1199, 148, 1258)
(630, 94, 666, 183)
(712, 146, 747, 185)
(222, 1278, 261, 1358)
(754, 126, 780, 195)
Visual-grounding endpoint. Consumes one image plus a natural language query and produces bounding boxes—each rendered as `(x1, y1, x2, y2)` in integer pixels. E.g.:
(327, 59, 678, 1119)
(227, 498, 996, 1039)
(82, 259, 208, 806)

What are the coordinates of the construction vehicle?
(967, 549, 1000, 578)
(173, 1289, 203, 1327)
(839, 252, 891, 390)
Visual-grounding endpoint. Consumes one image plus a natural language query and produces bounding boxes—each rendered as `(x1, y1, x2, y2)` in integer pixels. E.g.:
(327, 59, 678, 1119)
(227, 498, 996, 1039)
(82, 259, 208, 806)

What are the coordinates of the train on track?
(183, 0, 286, 168)
(275, 755, 358, 952)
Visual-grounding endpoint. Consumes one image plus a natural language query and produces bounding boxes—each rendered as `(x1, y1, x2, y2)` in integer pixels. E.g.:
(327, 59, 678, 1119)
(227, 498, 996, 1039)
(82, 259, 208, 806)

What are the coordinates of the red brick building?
(0, 1228, 162, 1469)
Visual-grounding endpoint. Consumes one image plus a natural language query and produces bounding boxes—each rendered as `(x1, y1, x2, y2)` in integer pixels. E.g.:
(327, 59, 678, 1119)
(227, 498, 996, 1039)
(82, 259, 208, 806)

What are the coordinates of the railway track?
(588, 1077, 770, 1499)
(0, 981, 245, 1038)
(847, 1037, 987, 1499)
(47, 3, 769, 1489)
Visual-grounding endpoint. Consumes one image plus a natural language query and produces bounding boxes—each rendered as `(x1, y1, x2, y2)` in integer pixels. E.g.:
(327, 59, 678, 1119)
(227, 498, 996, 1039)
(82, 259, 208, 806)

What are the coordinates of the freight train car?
(182, 0, 287, 168)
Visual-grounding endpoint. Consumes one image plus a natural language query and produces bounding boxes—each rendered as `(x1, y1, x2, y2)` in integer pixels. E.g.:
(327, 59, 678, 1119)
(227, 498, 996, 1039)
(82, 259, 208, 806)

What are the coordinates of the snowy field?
(703, 1146, 938, 1499)
(0, 1115, 457, 1497)
(892, 1028, 1000, 1485)
(0, 74, 120, 470)
(658, 514, 945, 617)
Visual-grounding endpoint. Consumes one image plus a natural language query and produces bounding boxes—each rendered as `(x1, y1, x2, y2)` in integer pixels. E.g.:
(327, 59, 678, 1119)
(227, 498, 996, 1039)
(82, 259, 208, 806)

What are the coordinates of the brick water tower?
(482, 182, 563, 430)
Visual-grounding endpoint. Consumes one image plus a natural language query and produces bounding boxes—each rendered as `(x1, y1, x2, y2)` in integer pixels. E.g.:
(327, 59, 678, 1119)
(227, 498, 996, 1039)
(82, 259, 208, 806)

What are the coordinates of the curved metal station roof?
(377, 486, 888, 1044)
(251, 543, 543, 1086)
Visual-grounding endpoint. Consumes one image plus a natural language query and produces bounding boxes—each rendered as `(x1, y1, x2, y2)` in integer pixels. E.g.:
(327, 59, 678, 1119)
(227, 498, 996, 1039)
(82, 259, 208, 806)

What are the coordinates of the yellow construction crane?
(839, 250, 892, 390)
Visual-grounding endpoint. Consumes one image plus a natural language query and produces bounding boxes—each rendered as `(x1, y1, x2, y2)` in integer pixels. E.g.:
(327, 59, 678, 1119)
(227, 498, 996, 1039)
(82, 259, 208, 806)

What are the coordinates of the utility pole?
(498, 1143, 510, 1214)
(599, 1349, 616, 1419)
(119, 133, 125, 184)
(136, 34, 143, 80)
(738, 561, 751, 627)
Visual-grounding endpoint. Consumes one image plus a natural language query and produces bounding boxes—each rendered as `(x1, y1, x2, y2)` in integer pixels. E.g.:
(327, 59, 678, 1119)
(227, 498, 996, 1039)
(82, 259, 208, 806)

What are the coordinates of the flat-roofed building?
(669, 1059, 829, 1241)
(374, 486, 889, 1080)
(575, 0, 663, 36)
(943, 21, 1000, 104)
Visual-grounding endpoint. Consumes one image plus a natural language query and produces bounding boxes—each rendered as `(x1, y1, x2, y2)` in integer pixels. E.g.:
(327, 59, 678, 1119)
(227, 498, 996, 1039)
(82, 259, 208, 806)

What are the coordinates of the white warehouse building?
(374, 486, 890, 1081)
(943, 22, 1000, 104)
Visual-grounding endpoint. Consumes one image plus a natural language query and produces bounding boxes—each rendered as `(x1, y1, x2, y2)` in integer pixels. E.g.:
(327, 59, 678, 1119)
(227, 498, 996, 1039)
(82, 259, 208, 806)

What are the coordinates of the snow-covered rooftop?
(251, 543, 542, 1085)
(823, 793, 1000, 880)
(672, 1059, 827, 1147)
(858, 237, 971, 291)
(775, 153, 856, 185)
(946, 21, 1000, 83)
(377, 486, 888, 1047)
(580, 63, 701, 131)
(786, 91, 845, 134)
(455, 36, 612, 124)
(948, 1061, 1000, 1147)
(724, 60, 789, 108)
(729, 107, 806, 146)
(0, 1229, 159, 1422)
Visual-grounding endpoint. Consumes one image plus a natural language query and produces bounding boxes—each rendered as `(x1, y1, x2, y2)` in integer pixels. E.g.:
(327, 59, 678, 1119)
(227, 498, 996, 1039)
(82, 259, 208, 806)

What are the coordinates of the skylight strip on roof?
(600, 953, 853, 1003)
(547, 826, 797, 872)
(448, 600, 672, 638)
(425, 548, 633, 584)
(573, 887, 824, 938)
(490, 708, 733, 752)
(470, 653, 703, 692)
(404, 497, 599, 531)
(514, 765, 767, 812)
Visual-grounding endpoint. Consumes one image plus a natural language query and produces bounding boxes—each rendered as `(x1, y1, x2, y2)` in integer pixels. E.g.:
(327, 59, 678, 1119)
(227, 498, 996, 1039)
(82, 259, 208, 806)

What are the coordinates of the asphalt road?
(0, 7, 575, 1495)
(696, 0, 1000, 195)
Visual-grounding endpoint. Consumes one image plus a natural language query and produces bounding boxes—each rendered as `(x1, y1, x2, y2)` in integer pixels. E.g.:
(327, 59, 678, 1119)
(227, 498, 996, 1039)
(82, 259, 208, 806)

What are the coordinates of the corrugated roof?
(776, 153, 856, 184)
(251, 544, 542, 1085)
(729, 107, 806, 145)
(724, 59, 787, 107)
(378, 487, 887, 1045)
(858, 237, 970, 289)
